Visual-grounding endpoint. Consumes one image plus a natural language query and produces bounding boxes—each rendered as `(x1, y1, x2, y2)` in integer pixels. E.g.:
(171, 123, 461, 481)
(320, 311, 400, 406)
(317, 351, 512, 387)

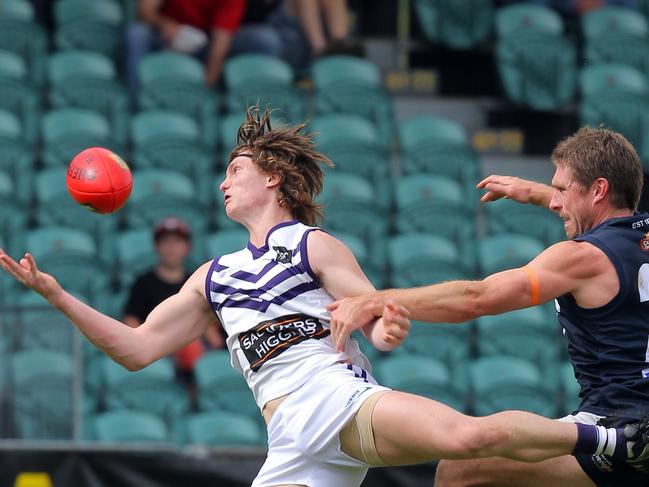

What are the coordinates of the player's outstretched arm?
(306, 231, 410, 353)
(477, 174, 554, 208)
(0, 249, 215, 371)
(329, 240, 607, 334)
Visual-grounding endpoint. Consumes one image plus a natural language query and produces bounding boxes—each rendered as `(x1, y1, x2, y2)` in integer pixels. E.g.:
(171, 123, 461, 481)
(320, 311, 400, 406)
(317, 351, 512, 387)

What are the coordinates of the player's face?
(155, 234, 191, 268)
(549, 164, 594, 239)
(219, 155, 273, 222)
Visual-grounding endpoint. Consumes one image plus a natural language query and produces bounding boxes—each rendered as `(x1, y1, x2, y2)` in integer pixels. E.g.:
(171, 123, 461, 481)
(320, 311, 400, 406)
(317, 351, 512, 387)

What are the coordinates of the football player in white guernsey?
(1, 111, 646, 487)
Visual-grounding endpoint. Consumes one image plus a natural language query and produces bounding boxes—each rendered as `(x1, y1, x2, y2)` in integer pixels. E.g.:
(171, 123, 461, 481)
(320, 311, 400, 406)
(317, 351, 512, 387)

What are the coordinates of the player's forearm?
(529, 182, 554, 209)
(371, 281, 485, 324)
(363, 318, 397, 352)
(50, 290, 147, 370)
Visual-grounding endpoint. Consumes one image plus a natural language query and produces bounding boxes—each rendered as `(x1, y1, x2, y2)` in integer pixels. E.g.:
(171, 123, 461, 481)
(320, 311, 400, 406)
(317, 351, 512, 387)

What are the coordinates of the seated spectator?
(123, 217, 225, 391)
(125, 0, 289, 98)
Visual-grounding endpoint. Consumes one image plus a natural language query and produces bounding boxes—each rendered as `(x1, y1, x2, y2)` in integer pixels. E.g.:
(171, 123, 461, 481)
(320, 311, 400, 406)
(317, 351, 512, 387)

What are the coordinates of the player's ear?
(592, 177, 609, 204)
(265, 172, 282, 189)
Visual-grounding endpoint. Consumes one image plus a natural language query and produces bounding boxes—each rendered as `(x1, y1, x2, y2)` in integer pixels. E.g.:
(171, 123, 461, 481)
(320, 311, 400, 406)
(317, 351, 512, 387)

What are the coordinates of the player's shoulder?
(538, 239, 612, 275)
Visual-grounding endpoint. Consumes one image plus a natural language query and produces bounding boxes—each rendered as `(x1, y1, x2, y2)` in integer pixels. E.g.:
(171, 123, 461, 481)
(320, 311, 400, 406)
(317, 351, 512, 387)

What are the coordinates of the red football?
(66, 147, 133, 214)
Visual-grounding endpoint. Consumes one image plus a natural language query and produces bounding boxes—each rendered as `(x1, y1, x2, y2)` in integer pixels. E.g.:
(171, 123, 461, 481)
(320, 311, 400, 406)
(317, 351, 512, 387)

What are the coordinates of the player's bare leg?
(369, 391, 579, 465)
(434, 456, 596, 487)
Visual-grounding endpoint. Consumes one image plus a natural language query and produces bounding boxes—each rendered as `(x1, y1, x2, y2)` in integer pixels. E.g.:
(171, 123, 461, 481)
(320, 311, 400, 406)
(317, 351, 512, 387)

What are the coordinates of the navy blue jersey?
(557, 213, 649, 419)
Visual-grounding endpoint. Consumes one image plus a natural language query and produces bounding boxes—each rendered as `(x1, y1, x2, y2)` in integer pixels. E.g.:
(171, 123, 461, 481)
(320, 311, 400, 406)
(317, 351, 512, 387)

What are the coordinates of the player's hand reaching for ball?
(476, 174, 552, 207)
(0, 250, 63, 305)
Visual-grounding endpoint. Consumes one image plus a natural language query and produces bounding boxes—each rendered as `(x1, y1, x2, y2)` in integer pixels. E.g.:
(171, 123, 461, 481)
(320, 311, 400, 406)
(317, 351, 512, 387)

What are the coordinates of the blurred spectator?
(126, 0, 293, 98)
(123, 217, 225, 389)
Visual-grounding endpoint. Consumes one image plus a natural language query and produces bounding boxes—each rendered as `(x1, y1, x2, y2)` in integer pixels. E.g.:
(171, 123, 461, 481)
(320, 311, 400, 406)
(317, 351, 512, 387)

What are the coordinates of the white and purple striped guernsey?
(205, 220, 370, 410)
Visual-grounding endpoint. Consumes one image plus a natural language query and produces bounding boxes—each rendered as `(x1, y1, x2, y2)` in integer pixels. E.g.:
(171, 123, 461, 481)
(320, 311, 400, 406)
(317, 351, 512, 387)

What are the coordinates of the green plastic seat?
(41, 108, 116, 167)
(388, 234, 470, 288)
(126, 169, 209, 233)
(318, 173, 387, 246)
(114, 228, 158, 292)
(17, 292, 80, 353)
(0, 1, 47, 86)
(311, 114, 390, 206)
(582, 6, 648, 41)
(0, 169, 27, 240)
(402, 320, 472, 367)
(101, 356, 189, 424)
(469, 355, 557, 417)
(131, 110, 215, 203)
(48, 50, 129, 145)
(476, 307, 560, 365)
(179, 410, 265, 447)
(35, 167, 118, 256)
(496, 30, 577, 110)
(92, 410, 169, 443)
(312, 55, 394, 142)
(413, 0, 494, 49)
(478, 233, 545, 277)
(485, 198, 565, 246)
(138, 51, 219, 148)
(496, 4, 564, 37)
(224, 54, 305, 123)
(194, 350, 259, 419)
(375, 354, 467, 412)
(202, 229, 249, 261)
(0, 50, 40, 143)
(11, 349, 73, 439)
(580, 63, 648, 98)
(25, 226, 110, 299)
(54, 0, 124, 58)
(399, 115, 468, 147)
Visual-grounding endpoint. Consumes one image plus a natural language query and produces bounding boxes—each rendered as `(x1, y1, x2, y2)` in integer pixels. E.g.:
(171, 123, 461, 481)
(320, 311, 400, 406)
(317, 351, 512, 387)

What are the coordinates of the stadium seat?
(413, 0, 494, 49)
(25, 226, 110, 300)
(48, 50, 129, 145)
(495, 3, 564, 37)
(388, 234, 470, 287)
(0, 169, 27, 244)
(469, 355, 557, 417)
(318, 173, 387, 247)
(310, 114, 391, 207)
(126, 169, 209, 234)
(579, 64, 649, 164)
(477, 233, 545, 276)
(17, 291, 83, 353)
(54, 0, 124, 59)
(224, 54, 305, 123)
(114, 228, 158, 290)
(138, 51, 219, 147)
(101, 356, 189, 424)
(41, 108, 118, 167)
(476, 307, 560, 365)
(179, 410, 265, 447)
(11, 349, 73, 439)
(0, 49, 40, 143)
(194, 350, 259, 419)
(375, 355, 467, 412)
(582, 7, 649, 77)
(485, 198, 565, 246)
(92, 410, 169, 443)
(131, 110, 216, 204)
(402, 320, 472, 367)
(202, 229, 249, 261)
(0, 0, 47, 86)
(495, 5, 576, 110)
(312, 55, 395, 142)
(35, 168, 118, 258)
(0, 109, 35, 204)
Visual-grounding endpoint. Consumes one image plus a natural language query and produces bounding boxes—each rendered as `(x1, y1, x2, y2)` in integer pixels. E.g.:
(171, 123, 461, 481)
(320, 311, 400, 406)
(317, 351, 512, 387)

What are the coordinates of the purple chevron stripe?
(210, 265, 304, 297)
(230, 261, 278, 283)
(218, 281, 319, 312)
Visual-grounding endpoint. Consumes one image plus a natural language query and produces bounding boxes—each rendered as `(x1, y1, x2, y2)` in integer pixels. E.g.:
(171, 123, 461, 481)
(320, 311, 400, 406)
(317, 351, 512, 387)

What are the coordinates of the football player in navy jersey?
(330, 127, 649, 487)
(2, 114, 648, 487)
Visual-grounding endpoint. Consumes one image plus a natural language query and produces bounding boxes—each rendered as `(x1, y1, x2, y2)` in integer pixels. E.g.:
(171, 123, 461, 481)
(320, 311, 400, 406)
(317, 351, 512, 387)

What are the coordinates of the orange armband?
(521, 265, 541, 306)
